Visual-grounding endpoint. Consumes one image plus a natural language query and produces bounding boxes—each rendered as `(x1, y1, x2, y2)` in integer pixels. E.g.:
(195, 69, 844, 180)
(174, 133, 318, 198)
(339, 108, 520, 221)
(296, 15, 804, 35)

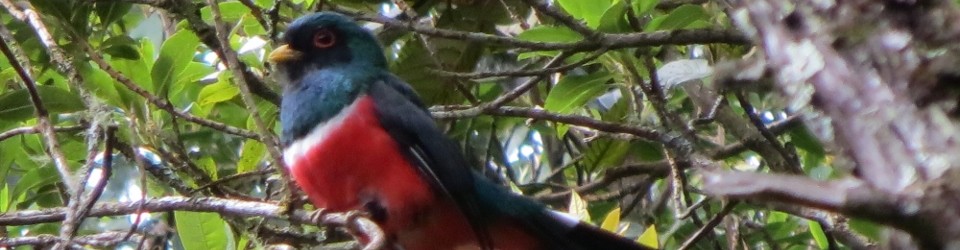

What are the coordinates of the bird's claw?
(309, 208, 329, 225)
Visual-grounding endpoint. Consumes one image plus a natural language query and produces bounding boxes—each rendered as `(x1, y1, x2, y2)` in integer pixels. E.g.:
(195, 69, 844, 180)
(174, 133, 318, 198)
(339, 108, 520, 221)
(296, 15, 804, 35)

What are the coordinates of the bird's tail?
(473, 175, 654, 250)
(520, 209, 656, 250)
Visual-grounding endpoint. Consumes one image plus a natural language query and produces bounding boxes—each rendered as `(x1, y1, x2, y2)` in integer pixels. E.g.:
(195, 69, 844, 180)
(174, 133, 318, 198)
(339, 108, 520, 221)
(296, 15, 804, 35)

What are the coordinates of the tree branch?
(0, 197, 386, 250)
(679, 201, 738, 250)
(522, 0, 598, 38)
(0, 232, 144, 249)
(426, 48, 605, 79)
(0, 125, 86, 142)
(434, 106, 678, 146)
(334, 7, 748, 51)
(701, 171, 904, 224)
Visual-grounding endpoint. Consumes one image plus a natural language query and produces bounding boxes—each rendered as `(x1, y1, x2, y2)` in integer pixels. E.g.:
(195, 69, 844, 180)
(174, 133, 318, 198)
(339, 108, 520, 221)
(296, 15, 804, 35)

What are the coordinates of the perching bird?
(270, 12, 653, 250)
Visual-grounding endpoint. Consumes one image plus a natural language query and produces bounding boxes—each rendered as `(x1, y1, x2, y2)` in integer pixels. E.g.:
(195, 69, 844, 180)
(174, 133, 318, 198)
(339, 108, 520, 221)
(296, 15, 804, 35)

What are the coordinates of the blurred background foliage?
(0, 0, 891, 249)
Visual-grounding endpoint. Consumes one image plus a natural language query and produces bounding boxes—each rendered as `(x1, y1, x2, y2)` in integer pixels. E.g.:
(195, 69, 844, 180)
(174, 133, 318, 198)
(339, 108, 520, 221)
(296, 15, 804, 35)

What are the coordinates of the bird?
(269, 12, 654, 250)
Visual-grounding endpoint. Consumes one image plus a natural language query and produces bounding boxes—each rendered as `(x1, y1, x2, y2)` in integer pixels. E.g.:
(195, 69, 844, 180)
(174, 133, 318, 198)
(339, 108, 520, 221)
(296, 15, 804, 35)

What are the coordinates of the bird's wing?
(369, 76, 652, 250)
(367, 78, 494, 249)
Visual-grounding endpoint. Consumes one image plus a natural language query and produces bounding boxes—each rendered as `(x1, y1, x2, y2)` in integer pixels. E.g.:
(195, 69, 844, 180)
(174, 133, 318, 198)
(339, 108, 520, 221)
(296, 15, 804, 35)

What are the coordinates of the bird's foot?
(309, 208, 329, 225)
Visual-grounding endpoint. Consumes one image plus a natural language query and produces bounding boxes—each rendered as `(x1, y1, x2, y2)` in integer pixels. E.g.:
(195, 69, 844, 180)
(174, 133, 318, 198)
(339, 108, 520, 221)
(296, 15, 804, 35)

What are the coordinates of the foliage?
(4, 0, 960, 249)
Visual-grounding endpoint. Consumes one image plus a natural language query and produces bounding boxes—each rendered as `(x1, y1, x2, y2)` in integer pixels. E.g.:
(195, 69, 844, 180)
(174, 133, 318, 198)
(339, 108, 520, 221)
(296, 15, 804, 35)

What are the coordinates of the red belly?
(287, 96, 434, 235)
(286, 96, 541, 249)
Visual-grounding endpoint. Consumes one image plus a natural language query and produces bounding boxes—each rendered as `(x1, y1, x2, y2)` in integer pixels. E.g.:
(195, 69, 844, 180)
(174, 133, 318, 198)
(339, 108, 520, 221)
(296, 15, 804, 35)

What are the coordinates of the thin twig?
(710, 114, 802, 158)
(427, 49, 605, 79)
(678, 201, 739, 250)
(267, 0, 283, 42)
(734, 92, 802, 173)
(236, 0, 270, 32)
(0, 125, 86, 142)
(521, 0, 599, 38)
(434, 106, 674, 145)
(333, 7, 748, 51)
(0, 232, 145, 249)
(190, 169, 275, 195)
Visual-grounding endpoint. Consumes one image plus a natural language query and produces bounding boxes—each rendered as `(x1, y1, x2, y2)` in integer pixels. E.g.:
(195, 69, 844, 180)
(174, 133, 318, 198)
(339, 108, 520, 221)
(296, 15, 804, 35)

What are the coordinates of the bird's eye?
(313, 28, 336, 48)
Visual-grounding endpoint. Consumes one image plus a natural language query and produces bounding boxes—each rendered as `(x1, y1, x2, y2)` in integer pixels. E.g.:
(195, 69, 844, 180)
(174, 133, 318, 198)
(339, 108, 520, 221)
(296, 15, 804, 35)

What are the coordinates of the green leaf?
(236, 236, 250, 250)
(140, 37, 156, 65)
(0, 183, 8, 213)
(152, 30, 200, 96)
(568, 191, 591, 222)
(848, 218, 882, 241)
(600, 207, 621, 232)
(389, 35, 466, 105)
(111, 55, 154, 95)
(81, 62, 141, 109)
(0, 85, 86, 122)
(768, 211, 789, 223)
(557, 0, 612, 28)
(237, 139, 266, 173)
(69, 4, 93, 37)
(0, 139, 20, 183)
(254, 0, 273, 8)
(175, 211, 233, 250)
(544, 72, 612, 114)
(171, 62, 215, 106)
(78, 63, 118, 107)
(197, 78, 240, 107)
(0, 68, 16, 89)
(95, 1, 132, 26)
(583, 138, 631, 171)
(768, 220, 800, 239)
(632, 0, 660, 16)
(240, 14, 267, 36)
(637, 224, 659, 248)
(35, 188, 63, 208)
(200, 1, 246, 23)
(29, 0, 71, 19)
(198, 156, 218, 180)
(104, 44, 141, 60)
(808, 220, 828, 249)
(517, 26, 584, 43)
(12, 166, 59, 207)
(598, 0, 630, 33)
(645, 4, 709, 31)
(545, 72, 611, 135)
(102, 35, 142, 60)
(789, 126, 825, 155)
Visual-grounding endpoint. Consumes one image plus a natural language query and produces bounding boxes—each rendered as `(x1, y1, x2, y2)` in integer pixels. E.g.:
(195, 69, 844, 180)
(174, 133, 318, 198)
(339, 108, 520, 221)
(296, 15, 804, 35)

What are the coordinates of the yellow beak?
(268, 45, 302, 64)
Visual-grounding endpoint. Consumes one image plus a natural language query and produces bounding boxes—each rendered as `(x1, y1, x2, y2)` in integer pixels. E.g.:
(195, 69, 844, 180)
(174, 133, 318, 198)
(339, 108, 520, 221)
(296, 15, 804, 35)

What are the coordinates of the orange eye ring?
(313, 29, 336, 48)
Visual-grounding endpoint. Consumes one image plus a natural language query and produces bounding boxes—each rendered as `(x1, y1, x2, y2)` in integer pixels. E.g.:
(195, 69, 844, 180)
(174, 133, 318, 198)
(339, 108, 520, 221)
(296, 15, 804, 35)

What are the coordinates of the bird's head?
(268, 12, 387, 85)
(271, 12, 389, 145)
